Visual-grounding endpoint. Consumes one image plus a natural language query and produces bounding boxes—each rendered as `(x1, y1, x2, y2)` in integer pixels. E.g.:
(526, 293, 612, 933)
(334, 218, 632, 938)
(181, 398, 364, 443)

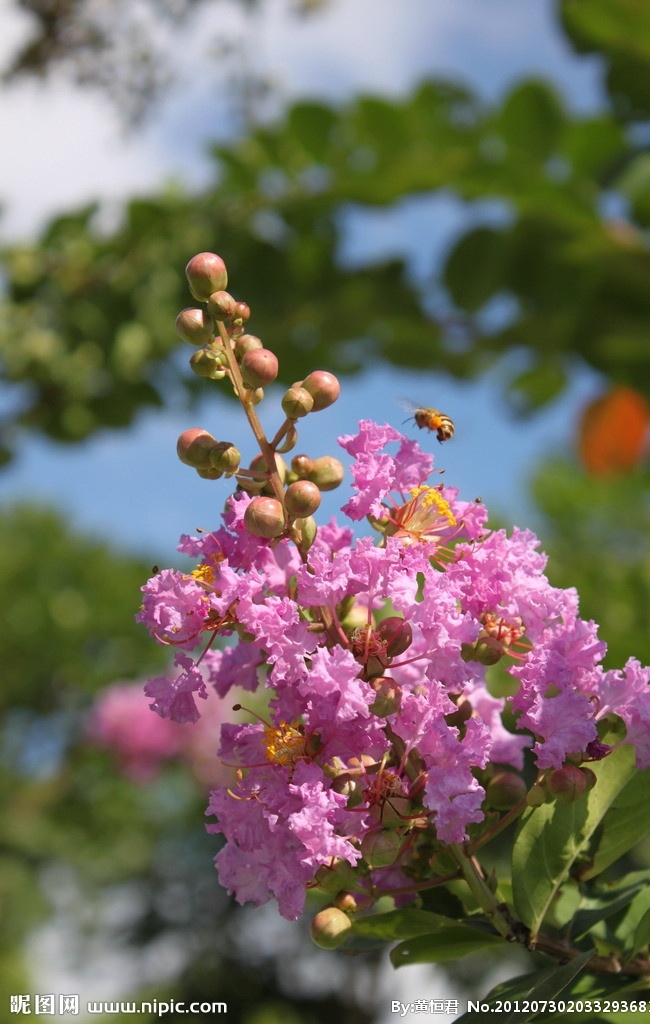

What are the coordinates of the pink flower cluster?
(137, 420, 650, 920)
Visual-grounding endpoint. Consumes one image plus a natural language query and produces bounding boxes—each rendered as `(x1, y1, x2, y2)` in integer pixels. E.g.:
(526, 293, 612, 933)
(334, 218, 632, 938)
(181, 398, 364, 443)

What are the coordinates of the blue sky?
(0, 0, 607, 561)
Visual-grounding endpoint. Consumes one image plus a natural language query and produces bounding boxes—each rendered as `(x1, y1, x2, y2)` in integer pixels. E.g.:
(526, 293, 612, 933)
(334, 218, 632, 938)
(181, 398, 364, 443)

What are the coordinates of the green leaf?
(454, 951, 596, 1022)
(508, 360, 567, 412)
(498, 80, 565, 160)
(512, 745, 637, 936)
(579, 767, 650, 880)
(350, 908, 452, 941)
(288, 102, 339, 161)
(390, 924, 503, 967)
(443, 226, 508, 312)
(570, 879, 647, 940)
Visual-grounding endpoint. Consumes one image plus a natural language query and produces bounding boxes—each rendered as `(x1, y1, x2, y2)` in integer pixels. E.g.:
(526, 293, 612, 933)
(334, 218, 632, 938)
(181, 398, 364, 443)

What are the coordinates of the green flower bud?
(313, 859, 358, 894)
(249, 452, 287, 489)
(368, 676, 402, 717)
(209, 441, 241, 476)
(307, 455, 345, 491)
(185, 252, 228, 301)
(207, 290, 237, 320)
(284, 480, 322, 518)
(302, 370, 340, 411)
(189, 346, 227, 379)
(292, 515, 318, 554)
(360, 828, 401, 868)
(241, 348, 279, 388)
(281, 386, 314, 419)
(244, 496, 285, 538)
(310, 907, 352, 949)
(175, 307, 214, 346)
(526, 783, 548, 807)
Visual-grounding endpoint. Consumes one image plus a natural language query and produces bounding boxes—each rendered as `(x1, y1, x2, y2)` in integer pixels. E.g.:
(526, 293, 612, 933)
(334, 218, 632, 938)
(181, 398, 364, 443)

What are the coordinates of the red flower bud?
(175, 307, 214, 346)
(185, 252, 228, 301)
(548, 765, 588, 803)
(207, 290, 237, 320)
(486, 772, 527, 811)
(176, 428, 217, 469)
(376, 616, 412, 658)
(302, 370, 340, 411)
(234, 333, 263, 359)
(240, 348, 279, 388)
(290, 454, 315, 479)
(232, 301, 250, 323)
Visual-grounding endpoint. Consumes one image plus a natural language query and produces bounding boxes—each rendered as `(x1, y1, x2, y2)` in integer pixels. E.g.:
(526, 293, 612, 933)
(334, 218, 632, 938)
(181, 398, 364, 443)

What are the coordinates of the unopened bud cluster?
(175, 252, 343, 547)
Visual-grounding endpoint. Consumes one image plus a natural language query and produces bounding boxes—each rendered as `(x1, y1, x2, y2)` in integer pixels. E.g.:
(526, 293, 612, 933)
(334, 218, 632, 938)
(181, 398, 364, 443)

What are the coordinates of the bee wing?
(397, 397, 421, 414)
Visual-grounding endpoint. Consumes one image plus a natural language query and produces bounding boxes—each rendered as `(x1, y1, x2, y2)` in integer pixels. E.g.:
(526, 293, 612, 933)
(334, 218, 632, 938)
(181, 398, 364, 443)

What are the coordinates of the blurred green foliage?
(2, 1, 650, 460)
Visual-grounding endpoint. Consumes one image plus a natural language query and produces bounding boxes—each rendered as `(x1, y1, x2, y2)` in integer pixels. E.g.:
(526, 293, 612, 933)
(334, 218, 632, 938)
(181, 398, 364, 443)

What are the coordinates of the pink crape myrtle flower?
(138, 418, 650, 920)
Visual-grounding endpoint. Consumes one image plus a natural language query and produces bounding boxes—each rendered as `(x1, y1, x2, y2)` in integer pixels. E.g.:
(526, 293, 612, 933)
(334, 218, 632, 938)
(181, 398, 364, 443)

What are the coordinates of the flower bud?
(486, 772, 527, 811)
(284, 480, 322, 518)
(548, 765, 588, 803)
(581, 767, 597, 791)
(360, 828, 401, 868)
(302, 370, 340, 411)
(196, 466, 223, 479)
(232, 301, 250, 323)
(292, 515, 318, 554)
(207, 290, 237, 320)
(461, 636, 503, 666)
(185, 252, 228, 301)
(310, 907, 352, 949)
(176, 428, 217, 469)
(291, 454, 315, 479)
(209, 441, 241, 476)
(526, 783, 548, 807)
(189, 346, 227, 379)
(333, 892, 358, 914)
(281, 386, 314, 419)
(376, 616, 412, 658)
(244, 496, 285, 538)
(313, 859, 358, 894)
(368, 676, 402, 717)
(241, 348, 279, 388)
(307, 456, 345, 491)
(175, 307, 214, 346)
(234, 333, 263, 359)
(249, 452, 287, 489)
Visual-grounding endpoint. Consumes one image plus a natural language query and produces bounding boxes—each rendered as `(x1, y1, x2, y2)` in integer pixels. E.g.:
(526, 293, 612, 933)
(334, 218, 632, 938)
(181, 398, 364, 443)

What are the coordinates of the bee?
(401, 401, 455, 443)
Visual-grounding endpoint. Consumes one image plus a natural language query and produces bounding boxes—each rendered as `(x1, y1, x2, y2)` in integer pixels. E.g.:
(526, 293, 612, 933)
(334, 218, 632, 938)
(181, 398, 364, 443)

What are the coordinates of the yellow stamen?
(264, 721, 309, 765)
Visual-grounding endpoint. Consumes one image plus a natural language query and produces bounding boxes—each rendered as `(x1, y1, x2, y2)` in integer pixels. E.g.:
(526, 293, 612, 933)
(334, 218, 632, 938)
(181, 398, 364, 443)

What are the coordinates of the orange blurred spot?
(578, 386, 650, 476)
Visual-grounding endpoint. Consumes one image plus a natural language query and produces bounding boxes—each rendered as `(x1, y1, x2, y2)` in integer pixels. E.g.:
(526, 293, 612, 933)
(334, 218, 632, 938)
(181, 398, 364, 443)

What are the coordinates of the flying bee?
(400, 400, 455, 443)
